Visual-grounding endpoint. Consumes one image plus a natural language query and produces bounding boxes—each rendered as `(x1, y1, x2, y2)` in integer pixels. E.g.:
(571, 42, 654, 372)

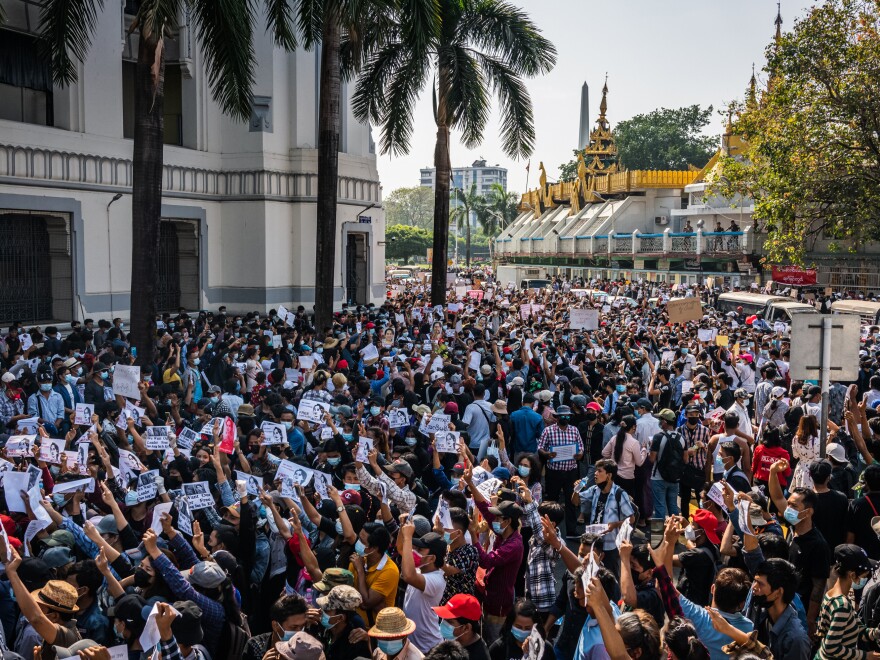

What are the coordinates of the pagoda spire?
(775, 2, 782, 44)
(746, 63, 757, 110)
(597, 74, 609, 128)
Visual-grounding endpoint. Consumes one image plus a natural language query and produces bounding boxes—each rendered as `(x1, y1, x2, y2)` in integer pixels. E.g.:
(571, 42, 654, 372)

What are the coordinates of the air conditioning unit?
(654, 216, 669, 225)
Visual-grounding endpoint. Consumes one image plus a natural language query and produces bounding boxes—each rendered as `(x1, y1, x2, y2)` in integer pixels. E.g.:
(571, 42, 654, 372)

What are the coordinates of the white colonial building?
(0, 0, 386, 325)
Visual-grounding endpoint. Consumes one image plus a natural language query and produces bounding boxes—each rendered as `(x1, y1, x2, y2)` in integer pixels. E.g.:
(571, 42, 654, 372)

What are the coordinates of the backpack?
(655, 431, 686, 483)
(218, 618, 250, 660)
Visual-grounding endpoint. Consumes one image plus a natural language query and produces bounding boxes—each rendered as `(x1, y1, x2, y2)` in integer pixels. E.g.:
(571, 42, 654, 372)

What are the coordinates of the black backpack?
(655, 431, 686, 483)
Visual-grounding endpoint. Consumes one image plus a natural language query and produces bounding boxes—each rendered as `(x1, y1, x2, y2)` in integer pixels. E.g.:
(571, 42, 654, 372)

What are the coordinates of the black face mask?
(133, 567, 152, 588)
(557, 417, 570, 426)
(687, 417, 698, 426)
(166, 476, 182, 490)
(752, 593, 771, 609)
(585, 413, 597, 422)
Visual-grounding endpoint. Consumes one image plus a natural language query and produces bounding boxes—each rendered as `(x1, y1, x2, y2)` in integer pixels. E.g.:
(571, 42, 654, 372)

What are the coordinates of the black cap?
(411, 532, 447, 558)
(171, 601, 204, 646)
(488, 500, 523, 520)
(834, 543, 878, 574)
(808, 385, 822, 397)
(108, 594, 147, 623)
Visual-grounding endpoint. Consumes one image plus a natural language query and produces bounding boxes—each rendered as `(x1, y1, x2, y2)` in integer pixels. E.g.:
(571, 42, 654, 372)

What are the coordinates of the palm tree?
(39, 0, 298, 362)
(353, 0, 555, 304)
(450, 183, 483, 267)
(480, 182, 519, 236)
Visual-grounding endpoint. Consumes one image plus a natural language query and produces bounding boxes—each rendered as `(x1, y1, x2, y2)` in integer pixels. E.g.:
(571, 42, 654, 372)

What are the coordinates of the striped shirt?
(816, 593, 880, 660)
(680, 422, 711, 470)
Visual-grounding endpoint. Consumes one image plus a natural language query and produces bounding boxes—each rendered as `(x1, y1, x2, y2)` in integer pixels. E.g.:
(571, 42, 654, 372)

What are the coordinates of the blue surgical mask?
(405, 437, 417, 447)
(316, 347, 324, 354)
(327, 457, 341, 466)
(354, 540, 367, 556)
(377, 640, 404, 656)
(335, 520, 344, 535)
(210, 396, 220, 404)
(279, 630, 296, 642)
(345, 483, 360, 491)
(854, 576, 869, 590)
(492, 521, 504, 534)
(370, 406, 381, 417)
(287, 343, 294, 351)
(52, 494, 67, 508)
(65, 374, 77, 384)
(517, 465, 530, 477)
(320, 612, 337, 629)
(100, 371, 109, 380)
(206, 343, 213, 350)
(511, 627, 530, 643)
(616, 384, 626, 393)
(439, 620, 460, 641)
(40, 383, 53, 392)
(283, 421, 293, 431)
(681, 348, 689, 355)
(193, 358, 200, 366)
(125, 491, 139, 506)
(783, 507, 802, 526)
(443, 532, 454, 544)
(342, 433, 354, 442)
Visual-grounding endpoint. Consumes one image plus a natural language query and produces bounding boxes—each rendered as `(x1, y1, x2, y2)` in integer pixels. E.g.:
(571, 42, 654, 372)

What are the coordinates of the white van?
(831, 300, 880, 326)
(716, 292, 818, 322)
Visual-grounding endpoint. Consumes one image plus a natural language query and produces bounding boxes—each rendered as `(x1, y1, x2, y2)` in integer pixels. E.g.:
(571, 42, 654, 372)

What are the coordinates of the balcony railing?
(639, 235, 664, 253)
(671, 234, 696, 252)
(614, 235, 632, 252)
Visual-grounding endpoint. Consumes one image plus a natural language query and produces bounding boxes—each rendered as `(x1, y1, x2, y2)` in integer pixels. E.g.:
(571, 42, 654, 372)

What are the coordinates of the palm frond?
(460, 0, 556, 76)
(399, 0, 440, 56)
(38, 0, 105, 85)
(477, 52, 535, 158)
(190, 0, 257, 122)
(339, 0, 398, 81)
(296, 0, 323, 49)
(138, 0, 180, 41)
(265, 0, 298, 50)
(376, 46, 430, 155)
(444, 45, 489, 148)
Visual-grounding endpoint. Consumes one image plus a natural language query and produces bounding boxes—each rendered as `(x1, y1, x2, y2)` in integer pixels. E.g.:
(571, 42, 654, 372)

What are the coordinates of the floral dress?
(790, 434, 819, 490)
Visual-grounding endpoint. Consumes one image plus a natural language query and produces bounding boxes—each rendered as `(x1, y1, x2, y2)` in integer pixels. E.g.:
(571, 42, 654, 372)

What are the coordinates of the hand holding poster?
(386, 409, 409, 429)
(182, 481, 214, 510)
(217, 416, 236, 454)
(235, 471, 263, 497)
(425, 413, 451, 434)
(112, 365, 142, 400)
(5, 435, 35, 458)
(176, 427, 198, 450)
(356, 438, 373, 463)
(435, 431, 460, 454)
(666, 297, 703, 324)
(136, 471, 159, 501)
(297, 399, 330, 424)
(145, 426, 170, 450)
(261, 421, 288, 445)
(39, 438, 65, 464)
(74, 404, 94, 426)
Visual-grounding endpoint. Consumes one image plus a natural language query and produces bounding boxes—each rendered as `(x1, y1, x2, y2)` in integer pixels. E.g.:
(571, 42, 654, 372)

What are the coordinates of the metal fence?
(0, 216, 53, 323)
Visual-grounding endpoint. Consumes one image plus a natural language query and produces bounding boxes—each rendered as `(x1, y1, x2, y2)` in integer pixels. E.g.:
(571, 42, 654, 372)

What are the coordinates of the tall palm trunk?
(430, 67, 451, 305)
(130, 30, 165, 365)
(465, 216, 471, 267)
(314, 12, 341, 331)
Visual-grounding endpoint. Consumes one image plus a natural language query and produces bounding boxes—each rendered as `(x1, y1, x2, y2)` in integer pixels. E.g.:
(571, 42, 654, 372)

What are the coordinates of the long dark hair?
(665, 616, 710, 660)
(614, 415, 636, 463)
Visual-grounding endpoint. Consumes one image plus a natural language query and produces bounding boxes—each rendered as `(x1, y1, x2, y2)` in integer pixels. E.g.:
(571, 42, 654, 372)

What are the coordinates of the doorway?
(157, 219, 200, 312)
(345, 233, 368, 306)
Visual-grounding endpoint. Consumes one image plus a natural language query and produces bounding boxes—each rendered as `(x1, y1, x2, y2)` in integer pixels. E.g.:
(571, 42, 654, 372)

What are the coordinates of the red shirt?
(751, 445, 791, 485)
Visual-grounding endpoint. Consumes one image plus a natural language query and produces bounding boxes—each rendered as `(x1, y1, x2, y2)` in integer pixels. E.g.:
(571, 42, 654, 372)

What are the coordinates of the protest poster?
(176, 427, 199, 450)
(3, 472, 31, 513)
(19, 333, 33, 351)
(697, 328, 717, 343)
(117, 449, 145, 483)
(217, 416, 236, 454)
(175, 496, 193, 536)
(51, 477, 93, 495)
(311, 470, 331, 499)
(5, 435, 35, 458)
(570, 308, 599, 332)
(182, 481, 214, 510)
(297, 399, 330, 424)
(386, 409, 409, 429)
(235, 471, 263, 497)
(150, 502, 174, 535)
(435, 497, 453, 530)
(74, 404, 94, 426)
(468, 351, 482, 371)
(276, 460, 313, 487)
(112, 365, 141, 400)
(425, 413, 451, 434)
(715, 335, 729, 347)
(356, 438, 373, 463)
(136, 471, 159, 502)
(261, 421, 288, 445)
(435, 431, 460, 454)
(666, 297, 703, 324)
(145, 426, 170, 451)
(359, 344, 379, 363)
(476, 477, 502, 500)
(39, 438, 65, 464)
(16, 417, 39, 435)
(0, 458, 13, 489)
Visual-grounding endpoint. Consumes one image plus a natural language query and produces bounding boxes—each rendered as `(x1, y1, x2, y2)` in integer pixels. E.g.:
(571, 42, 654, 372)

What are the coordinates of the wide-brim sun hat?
(368, 607, 416, 638)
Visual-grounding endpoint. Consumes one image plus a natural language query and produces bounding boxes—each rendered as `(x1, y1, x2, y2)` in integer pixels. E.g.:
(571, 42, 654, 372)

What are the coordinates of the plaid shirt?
(522, 500, 560, 611)
(680, 422, 711, 470)
(537, 424, 583, 472)
(0, 391, 24, 428)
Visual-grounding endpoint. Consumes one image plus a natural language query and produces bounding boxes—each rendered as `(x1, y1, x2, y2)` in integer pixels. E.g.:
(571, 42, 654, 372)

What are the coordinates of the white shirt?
(403, 569, 446, 653)
(727, 402, 752, 438)
(635, 414, 662, 449)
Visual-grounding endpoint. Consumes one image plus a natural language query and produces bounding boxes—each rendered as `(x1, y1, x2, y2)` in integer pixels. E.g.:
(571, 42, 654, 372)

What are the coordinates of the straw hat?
(368, 607, 416, 638)
(31, 580, 79, 613)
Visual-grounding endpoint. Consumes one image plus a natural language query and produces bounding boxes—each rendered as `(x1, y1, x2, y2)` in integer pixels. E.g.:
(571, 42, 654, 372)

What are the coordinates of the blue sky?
(374, 0, 816, 196)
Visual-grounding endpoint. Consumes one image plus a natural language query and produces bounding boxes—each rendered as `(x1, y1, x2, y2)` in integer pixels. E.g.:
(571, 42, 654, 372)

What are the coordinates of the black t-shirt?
(716, 388, 736, 410)
(636, 581, 666, 629)
(657, 382, 672, 409)
(578, 420, 605, 465)
(464, 638, 491, 660)
(813, 489, 849, 550)
(847, 493, 880, 559)
(678, 544, 718, 606)
(592, 491, 610, 525)
(789, 527, 832, 605)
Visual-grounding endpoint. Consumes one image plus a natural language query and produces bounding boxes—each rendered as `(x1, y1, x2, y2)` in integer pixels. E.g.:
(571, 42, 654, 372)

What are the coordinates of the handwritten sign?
(666, 297, 703, 325)
(112, 365, 142, 400)
(570, 308, 599, 331)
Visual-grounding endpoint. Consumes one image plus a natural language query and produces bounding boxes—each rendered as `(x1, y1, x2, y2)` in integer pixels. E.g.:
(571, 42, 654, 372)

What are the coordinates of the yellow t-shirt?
(162, 368, 182, 386)
(350, 553, 399, 623)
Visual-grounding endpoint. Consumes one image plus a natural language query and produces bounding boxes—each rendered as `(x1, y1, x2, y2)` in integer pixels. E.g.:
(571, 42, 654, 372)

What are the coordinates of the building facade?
(0, 0, 386, 325)
(420, 159, 508, 197)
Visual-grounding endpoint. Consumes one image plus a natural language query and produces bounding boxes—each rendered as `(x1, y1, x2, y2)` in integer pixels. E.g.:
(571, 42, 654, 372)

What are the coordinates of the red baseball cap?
(340, 489, 362, 506)
(433, 594, 482, 620)
(586, 402, 602, 412)
(376, 369, 385, 379)
(336, 359, 349, 370)
(692, 509, 721, 545)
(366, 322, 375, 329)
(444, 402, 459, 414)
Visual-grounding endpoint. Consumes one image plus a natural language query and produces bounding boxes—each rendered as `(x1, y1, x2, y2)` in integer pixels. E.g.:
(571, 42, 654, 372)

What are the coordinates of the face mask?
(206, 343, 213, 350)
(616, 384, 626, 393)
(320, 612, 337, 629)
(492, 521, 505, 535)
(684, 525, 696, 541)
(377, 640, 404, 656)
(75, 367, 83, 376)
(345, 483, 360, 491)
(40, 383, 53, 392)
(193, 358, 200, 366)
(283, 421, 293, 431)
(335, 520, 344, 535)
(370, 406, 381, 417)
(52, 494, 67, 508)
(751, 593, 769, 609)
(854, 576, 869, 590)
(287, 343, 294, 351)
(125, 491, 139, 506)
(557, 417, 570, 426)
(405, 437, 417, 447)
(585, 412, 597, 421)
(517, 465, 531, 477)
(133, 567, 152, 588)
(65, 374, 77, 384)
(342, 433, 353, 441)
(443, 532, 455, 544)
(783, 507, 802, 526)
(439, 620, 461, 641)
(687, 417, 698, 426)
(681, 348, 689, 355)
(316, 347, 324, 354)
(354, 540, 367, 556)
(279, 629, 296, 642)
(210, 396, 220, 404)
(511, 627, 530, 643)
(327, 457, 341, 466)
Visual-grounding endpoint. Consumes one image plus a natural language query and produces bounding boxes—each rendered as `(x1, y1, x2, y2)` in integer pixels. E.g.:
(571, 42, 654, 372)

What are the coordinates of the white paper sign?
(118, 449, 145, 483)
(39, 438, 65, 464)
(16, 418, 39, 435)
(697, 328, 718, 343)
(74, 404, 94, 426)
(113, 365, 142, 400)
(570, 308, 599, 331)
(276, 460, 313, 487)
(51, 477, 93, 495)
(3, 471, 32, 513)
(707, 482, 729, 512)
(107, 646, 128, 660)
(435, 497, 453, 530)
(435, 431, 460, 454)
(150, 502, 174, 535)
(359, 344, 379, 363)
(182, 481, 214, 510)
(468, 351, 482, 371)
(477, 477, 503, 500)
(145, 426, 170, 450)
(139, 602, 180, 651)
(136, 470, 159, 502)
(356, 438, 373, 463)
(549, 444, 578, 463)
(425, 413, 451, 434)
(387, 409, 409, 429)
(297, 399, 330, 423)
(261, 421, 288, 445)
(235, 470, 263, 497)
(19, 333, 33, 351)
(176, 427, 199, 450)
(5, 435, 35, 458)
(175, 496, 193, 536)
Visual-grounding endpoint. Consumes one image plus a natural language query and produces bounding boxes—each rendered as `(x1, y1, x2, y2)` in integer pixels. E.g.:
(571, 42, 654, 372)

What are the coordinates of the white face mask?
(684, 525, 696, 541)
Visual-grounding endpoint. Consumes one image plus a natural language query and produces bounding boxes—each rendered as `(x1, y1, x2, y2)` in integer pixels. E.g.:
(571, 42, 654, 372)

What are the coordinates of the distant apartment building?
(420, 160, 508, 196)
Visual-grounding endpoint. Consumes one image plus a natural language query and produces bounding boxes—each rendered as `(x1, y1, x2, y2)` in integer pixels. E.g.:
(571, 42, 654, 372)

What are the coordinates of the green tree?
(558, 149, 585, 182)
(713, 0, 880, 265)
(353, 0, 556, 304)
(39, 0, 297, 362)
(450, 183, 484, 266)
(385, 224, 433, 263)
(385, 186, 435, 229)
(479, 182, 519, 235)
